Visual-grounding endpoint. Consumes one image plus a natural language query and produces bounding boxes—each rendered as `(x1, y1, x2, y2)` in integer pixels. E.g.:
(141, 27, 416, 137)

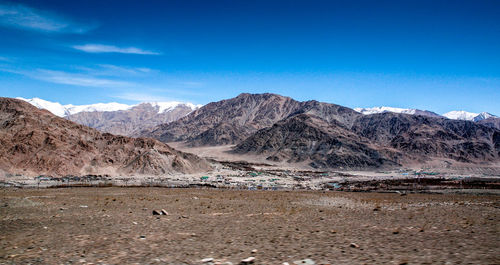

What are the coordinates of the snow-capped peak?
(16, 97, 68, 117)
(17, 97, 202, 117)
(442, 111, 479, 121)
(354, 106, 417, 115)
(145, 101, 202, 113)
(473, 112, 496, 122)
(64, 103, 132, 115)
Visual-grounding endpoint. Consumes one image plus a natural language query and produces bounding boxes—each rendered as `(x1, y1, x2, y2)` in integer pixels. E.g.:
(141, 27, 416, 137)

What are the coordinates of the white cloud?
(73, 44, 160, 55)
(34, 69, 133, 87)
(75, 64, 156, 77)
(0, 3, 93, 33)
(0, 67, 133, 88)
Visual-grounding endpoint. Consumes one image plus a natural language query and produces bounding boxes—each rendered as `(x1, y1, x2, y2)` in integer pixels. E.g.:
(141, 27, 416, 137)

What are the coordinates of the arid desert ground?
(1, 187, 498, 265)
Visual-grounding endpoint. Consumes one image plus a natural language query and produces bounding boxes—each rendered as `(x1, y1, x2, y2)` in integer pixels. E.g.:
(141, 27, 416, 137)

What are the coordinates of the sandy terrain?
(1, 187, 498, 264)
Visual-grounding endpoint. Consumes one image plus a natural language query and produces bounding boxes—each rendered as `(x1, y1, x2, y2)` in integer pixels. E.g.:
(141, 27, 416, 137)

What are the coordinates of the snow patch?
(354, 106, 417, 115)
(442, 111, 479, 121)
(146, 102, 202, 113)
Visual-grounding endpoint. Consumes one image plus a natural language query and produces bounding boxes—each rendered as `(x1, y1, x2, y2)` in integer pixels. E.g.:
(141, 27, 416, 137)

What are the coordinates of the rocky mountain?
(235, 111, 499, 168)
(0, 97, 210, 177)
(144, 93, 360, 146)
(351, 113, 500, 163)
(478, 117, 500, 130)
(234, 114, 400, 169)
(67, 103, 197, 136)
(355, 106, 442, 118)
(18, 97, 201, 136)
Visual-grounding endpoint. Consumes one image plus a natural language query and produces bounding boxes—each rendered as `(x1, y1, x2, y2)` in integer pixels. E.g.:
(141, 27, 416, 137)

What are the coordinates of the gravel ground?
(1, 187, 499, 264)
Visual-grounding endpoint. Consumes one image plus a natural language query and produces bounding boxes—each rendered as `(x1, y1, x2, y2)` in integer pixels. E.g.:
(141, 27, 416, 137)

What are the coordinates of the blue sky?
(0, 0, 499, 114)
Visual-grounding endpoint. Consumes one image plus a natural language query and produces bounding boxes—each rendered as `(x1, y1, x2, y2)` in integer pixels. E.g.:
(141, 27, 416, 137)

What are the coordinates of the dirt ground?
(1, 188, 499, 265)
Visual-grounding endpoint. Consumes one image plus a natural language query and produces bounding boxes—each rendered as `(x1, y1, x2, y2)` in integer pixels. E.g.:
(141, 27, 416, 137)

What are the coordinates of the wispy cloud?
(73, 44, 160, 55)
(36, 69, 133, 87)
(0, 3, 94, 33)
(0, 67, 133, 88)
(76, 64, 156, 77)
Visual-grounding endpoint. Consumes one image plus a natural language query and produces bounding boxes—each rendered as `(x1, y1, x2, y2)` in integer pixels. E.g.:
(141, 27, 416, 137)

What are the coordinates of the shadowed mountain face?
(351, 113, 500, 163)
(478, 117, 500, 130)
(144, 93, 361, 146)
(0, 98, 210, 177)
(142, 93, 499, 169)
(67, 103, 195, 136)
(234, 114, 401, 169)
(235, 111, 500, 168)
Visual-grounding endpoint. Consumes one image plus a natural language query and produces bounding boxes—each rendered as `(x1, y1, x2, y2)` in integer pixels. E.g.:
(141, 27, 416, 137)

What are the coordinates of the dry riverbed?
(1, 188, 499, 264)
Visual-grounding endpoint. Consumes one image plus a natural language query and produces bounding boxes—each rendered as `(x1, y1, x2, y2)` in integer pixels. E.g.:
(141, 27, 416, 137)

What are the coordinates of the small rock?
(251, 249, 258, 253)
(283, 263, 290, 265)
(79, 205, 88, 208)
(393, 230, 400, 234)
(201, 258, 214, 263)
(293, 259, 315, 265)
(132, 221, 138, 225)
(161, 209, 169, 215)
(349, 243, 359, 248)
(240, 257, 255, 264)
(139, 235, 146, 239)
(152, 210, 161, 215)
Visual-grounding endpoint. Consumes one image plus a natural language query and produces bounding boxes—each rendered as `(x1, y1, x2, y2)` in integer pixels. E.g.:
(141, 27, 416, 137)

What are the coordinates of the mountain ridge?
(0, 97, 210, 177)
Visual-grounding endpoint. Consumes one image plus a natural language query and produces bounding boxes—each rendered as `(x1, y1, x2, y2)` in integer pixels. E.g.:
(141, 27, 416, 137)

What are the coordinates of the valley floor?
(1, 188, 499, 264)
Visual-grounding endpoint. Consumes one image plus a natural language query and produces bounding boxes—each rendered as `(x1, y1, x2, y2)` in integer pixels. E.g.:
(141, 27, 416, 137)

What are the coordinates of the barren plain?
(1, 187, 499, 264)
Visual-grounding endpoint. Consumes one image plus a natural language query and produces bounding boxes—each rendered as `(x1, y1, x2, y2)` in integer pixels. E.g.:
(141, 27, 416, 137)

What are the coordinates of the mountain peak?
(355, 106, 441, 118)
(442, 110, 497, 121)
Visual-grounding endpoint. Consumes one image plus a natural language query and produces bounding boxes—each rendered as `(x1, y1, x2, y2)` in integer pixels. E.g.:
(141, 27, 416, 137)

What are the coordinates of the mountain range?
(18, 97, 201, 136)
(5, 94, 500, 172)
(21, 97, 498, 127)
(354, 106, 497, 122)
(141, 93, 499, 169)
(0, 98, 209, 177)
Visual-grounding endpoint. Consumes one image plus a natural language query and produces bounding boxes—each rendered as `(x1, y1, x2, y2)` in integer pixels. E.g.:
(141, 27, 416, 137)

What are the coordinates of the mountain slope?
(0, 97, 210, 177)
(144, 93, 361, 146)
(478, 117, 500, 130)
(67, 103, 197, 136)
(351, 113, 500, 163)
(19, 97, 200, 136)
(234, 114, 400, 169)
